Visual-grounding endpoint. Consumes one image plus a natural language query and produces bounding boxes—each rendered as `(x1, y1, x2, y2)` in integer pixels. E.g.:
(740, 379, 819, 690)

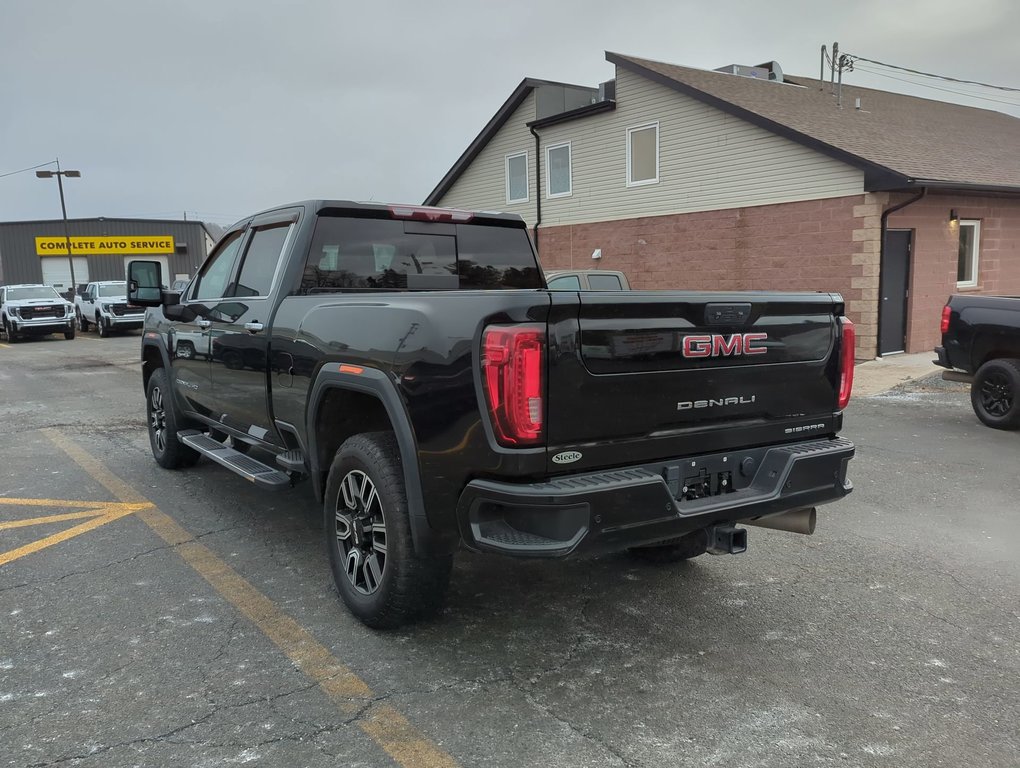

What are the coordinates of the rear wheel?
(325, 432, 452, 629)
(628, 529, 708, 563)
(971, 358, 1020, 430)
(146, 367, 200, 469)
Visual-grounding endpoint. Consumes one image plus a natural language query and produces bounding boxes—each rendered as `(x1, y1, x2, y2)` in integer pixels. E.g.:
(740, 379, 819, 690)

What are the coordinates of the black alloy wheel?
(324, 432, 453, 629)
(971, 358, 1020, 430)
(334, 469, 388, 595)
(145, 368, 200, 468)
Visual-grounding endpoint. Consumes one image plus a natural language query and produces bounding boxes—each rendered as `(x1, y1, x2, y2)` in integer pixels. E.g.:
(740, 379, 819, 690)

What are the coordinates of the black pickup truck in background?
(936, 294, 1020, 430)
(128, 200, 856, 628)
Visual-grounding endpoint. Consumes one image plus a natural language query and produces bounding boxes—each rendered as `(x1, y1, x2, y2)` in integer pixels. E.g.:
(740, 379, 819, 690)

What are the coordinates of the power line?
(852, 64, 1020, 108)
(845, 53, 1020, 93)
(0, 160, 57, 180)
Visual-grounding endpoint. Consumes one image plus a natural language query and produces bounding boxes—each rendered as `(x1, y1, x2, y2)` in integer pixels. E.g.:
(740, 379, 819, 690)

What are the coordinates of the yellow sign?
(35, 235, 174, 256)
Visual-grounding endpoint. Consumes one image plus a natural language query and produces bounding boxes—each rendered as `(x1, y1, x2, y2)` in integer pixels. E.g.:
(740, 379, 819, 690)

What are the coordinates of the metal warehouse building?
(0, 218, 215, 293)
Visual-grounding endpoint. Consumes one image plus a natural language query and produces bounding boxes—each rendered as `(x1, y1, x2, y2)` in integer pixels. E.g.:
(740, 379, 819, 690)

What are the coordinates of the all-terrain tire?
(971, 358, 1020, 430)
(146, 367, 200, 469)
(324, 432, 453, 629)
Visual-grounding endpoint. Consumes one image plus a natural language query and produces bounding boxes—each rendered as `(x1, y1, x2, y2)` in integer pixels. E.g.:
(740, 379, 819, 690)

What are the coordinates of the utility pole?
(36, 160, 82, 294)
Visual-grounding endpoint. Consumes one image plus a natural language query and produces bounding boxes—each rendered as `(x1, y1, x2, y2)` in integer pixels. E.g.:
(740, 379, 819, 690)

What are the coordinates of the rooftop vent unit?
(714, 64, 770, 80)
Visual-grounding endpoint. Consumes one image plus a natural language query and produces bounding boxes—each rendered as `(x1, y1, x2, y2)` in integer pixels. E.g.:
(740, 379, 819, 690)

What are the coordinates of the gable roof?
(423, 78, 600, 206)
(608, 52, 1020, 193)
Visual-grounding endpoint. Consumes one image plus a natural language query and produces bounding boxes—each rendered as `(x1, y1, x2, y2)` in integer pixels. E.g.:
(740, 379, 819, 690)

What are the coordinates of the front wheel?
(3, 319, 19, 343)
(325, 432, 452, 629)
(64, 325, 75, 340)
(971, 358, 1020, 430)
(76, 310, 90, 332)
(146, 367, 200, 469)
(97, 315, 110, 338)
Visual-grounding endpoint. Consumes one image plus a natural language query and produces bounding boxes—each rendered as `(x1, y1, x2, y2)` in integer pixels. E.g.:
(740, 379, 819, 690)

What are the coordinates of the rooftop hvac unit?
(714, 64, 770, 80)
(598, 79, 616, 101)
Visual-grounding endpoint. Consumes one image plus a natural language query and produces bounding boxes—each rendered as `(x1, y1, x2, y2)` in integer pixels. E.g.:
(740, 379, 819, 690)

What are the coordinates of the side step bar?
(178, 430, 291, 489)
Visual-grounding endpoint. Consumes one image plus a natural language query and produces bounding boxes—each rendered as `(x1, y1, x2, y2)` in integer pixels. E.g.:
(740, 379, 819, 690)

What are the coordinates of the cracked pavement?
(1, 334, 1018, 767)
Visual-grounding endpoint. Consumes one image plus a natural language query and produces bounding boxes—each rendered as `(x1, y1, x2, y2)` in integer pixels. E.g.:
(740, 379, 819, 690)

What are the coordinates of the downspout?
(876, 187, 926, 357)
(529, 124, 542, 253)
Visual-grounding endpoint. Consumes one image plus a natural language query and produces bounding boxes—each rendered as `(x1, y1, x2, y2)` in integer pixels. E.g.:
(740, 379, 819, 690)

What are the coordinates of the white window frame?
(546, 141, 572, 199)
(626, 122, 659, 187)
(505, 151, 529, 205)
(956, 219, 981, 288)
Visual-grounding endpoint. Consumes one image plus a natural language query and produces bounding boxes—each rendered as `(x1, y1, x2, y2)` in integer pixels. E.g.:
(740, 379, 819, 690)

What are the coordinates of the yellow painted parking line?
(0, 504, 148, 567)
(44, 428, 459, 768)
(0, 342, 10, 349)
(0, 498, 116, 509)
(0, 508, 113, 530)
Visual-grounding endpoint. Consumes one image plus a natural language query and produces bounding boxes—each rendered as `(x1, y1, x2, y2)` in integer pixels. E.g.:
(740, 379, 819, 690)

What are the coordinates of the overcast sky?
(2, 0, 1018, 226)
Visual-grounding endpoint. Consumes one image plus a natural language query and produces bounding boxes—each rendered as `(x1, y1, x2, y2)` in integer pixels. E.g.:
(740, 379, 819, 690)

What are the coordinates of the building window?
(546, 142, 571, 198)
(627, 122, 659, 186)
(505, 152, 528, 204)
(957, 220, 980, 287)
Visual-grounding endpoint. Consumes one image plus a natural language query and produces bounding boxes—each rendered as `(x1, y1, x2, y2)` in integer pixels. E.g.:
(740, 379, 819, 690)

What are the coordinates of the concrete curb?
(853, 352, 942, 397)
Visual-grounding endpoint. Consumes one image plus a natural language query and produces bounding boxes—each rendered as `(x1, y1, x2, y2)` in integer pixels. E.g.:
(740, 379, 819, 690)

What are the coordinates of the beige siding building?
(426, 52, 1020, 359)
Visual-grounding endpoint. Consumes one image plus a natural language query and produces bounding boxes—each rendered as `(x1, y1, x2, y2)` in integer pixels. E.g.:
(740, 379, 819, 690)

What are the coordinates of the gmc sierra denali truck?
(935, 294, 1020, 429)
(128, 200, 856, 629)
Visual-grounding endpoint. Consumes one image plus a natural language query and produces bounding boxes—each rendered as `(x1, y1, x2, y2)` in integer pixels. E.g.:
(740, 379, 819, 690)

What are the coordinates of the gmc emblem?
(682, 332, 768, 358)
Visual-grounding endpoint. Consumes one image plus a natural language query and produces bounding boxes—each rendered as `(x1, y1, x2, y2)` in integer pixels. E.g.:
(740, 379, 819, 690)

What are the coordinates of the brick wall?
(887, 193, 1020, 353)
(536, 194, 880, 357)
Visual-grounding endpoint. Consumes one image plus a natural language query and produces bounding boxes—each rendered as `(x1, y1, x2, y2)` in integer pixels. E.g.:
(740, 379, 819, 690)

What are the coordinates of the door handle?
(195, 319, 212, 328)
(244, 321, 264, 333)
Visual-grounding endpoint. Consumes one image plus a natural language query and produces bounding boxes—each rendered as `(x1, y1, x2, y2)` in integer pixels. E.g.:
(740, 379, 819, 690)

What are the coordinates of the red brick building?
(426, 53, 1020, 358)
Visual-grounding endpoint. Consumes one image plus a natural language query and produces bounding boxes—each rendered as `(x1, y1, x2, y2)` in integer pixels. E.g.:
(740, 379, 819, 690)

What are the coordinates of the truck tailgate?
(546, 291, 844, 470)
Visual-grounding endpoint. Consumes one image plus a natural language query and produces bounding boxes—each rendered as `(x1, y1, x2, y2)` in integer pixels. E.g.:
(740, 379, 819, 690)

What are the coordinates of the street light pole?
(36, 160, 82, 296)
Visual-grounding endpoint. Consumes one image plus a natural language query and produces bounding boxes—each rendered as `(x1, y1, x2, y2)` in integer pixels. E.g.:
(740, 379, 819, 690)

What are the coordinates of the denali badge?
(552, 451, 583, 464)
(682, 333, 768, 358)
(678, 395, 756, 411)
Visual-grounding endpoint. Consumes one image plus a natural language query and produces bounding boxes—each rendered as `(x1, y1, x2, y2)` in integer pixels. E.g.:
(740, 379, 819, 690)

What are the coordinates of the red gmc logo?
(682, 333, 768, 358)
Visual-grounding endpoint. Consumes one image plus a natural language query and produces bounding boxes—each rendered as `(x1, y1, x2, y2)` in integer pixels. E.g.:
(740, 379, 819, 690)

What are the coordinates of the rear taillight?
(838, 316, 855, 410)
(940, 304, 952, 335)
(481, 325, 545, 446)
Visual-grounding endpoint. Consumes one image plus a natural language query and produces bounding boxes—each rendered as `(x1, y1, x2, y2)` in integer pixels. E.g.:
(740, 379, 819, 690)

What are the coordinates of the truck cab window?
(194, 231, 244, 301)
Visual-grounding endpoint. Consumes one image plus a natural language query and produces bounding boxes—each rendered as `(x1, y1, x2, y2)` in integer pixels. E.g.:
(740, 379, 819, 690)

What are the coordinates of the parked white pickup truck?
(0, 284, 75, 342)
(75, 281, 146, 337)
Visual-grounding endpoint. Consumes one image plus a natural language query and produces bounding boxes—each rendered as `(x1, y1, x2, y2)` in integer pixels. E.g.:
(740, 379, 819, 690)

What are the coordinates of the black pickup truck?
(128, 200, 856, 628)
(935, 294, 1020, 429)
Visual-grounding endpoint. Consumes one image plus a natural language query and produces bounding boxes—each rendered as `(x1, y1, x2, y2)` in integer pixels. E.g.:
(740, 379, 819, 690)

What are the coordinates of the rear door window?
(231, 223, 292, 298)
(588, 274, 623, 290)
(301, 216, 541, 293)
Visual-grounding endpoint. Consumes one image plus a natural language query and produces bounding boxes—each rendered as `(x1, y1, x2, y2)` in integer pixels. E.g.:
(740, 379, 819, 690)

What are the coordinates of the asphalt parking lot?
(1, 332, 1018, 768)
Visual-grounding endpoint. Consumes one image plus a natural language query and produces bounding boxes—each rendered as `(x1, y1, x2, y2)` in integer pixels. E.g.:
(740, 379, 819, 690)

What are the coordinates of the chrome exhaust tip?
(741, 507, 816, 535)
